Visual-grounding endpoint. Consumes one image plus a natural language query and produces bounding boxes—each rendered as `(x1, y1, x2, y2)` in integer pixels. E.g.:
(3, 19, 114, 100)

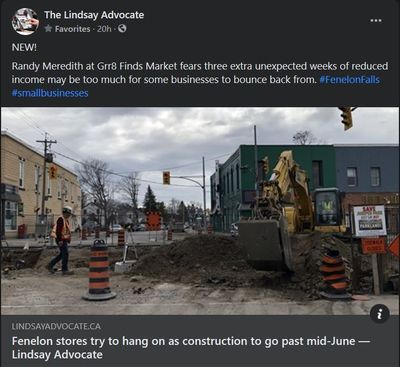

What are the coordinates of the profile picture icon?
(12, 8, 39, 35)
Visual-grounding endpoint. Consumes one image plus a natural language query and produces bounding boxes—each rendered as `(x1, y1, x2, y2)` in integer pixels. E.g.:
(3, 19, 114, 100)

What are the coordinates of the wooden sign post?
(353, 206, 388, 296)
(361, 237, 386, 295)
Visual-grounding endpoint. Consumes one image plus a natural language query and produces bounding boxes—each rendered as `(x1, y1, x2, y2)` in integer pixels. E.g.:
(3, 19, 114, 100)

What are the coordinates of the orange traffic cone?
(83, 240, 116, 301)
(320, 249, 351, 299)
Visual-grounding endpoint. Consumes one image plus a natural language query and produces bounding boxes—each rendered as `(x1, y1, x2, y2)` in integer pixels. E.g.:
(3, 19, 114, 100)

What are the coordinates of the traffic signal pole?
(202, 156, 206, 230)
(254, 125, 259, 213)
(166, 157, 207, 230)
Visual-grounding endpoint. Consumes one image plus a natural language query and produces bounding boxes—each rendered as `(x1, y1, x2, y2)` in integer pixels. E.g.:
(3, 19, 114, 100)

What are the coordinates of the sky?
(1, 107, 398, 207)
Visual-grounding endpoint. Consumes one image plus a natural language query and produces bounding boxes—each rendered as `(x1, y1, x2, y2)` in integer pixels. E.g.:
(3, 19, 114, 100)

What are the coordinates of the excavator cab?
(314, 188, 346, 233)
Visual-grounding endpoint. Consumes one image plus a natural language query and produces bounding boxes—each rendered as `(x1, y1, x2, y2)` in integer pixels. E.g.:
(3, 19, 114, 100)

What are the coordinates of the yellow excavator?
(238, 150, 346, 272)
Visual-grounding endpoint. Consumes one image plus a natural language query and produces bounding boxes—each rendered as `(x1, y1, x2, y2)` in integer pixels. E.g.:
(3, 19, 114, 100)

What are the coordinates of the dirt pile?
(2, 233, 377, 301)
(287, 233, 354, 298)
(1, 248, 43, 270)
(132, 234, 260, 287)
(131, 233, 368, 300)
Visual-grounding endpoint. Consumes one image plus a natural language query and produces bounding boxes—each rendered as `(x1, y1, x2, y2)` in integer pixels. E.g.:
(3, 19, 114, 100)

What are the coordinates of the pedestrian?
(47, 206, 74, 275)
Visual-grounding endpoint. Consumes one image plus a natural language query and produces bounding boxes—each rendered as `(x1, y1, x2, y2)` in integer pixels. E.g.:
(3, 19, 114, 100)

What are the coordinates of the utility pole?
(34, 170, 41, 239)
(202, 156, 206, 230)
(254, 125, 259, 212)
(36, 133, 57, 224)
(133, 179, 139, 225)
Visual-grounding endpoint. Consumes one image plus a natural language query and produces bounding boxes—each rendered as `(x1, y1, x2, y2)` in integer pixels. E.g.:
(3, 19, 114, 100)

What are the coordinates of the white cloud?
(2, 107, 398, 206)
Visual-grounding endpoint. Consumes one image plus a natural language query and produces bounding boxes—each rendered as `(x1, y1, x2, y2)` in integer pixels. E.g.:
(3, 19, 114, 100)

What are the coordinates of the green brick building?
(210, 145, 336, 232)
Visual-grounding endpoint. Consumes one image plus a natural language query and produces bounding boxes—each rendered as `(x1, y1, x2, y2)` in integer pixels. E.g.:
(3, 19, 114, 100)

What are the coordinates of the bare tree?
(168, 198, 181, 219)
(77, 159, 114, 228)
(292, 130, 317, 145)
(80, 190, 89, 211)
(119, 172, 140, 224)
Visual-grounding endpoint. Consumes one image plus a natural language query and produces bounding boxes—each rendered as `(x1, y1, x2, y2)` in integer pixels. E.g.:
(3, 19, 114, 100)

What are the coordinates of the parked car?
(110, 224, 123, 233)
(230, 223, 239, 237)
(134, 223, 146, 231)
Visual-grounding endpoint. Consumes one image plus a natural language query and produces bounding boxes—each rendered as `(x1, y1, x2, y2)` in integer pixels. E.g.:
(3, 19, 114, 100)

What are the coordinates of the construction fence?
(2, 213, 82, 240)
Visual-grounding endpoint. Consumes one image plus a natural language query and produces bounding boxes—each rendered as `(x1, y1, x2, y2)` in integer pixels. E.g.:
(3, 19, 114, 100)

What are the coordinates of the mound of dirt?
(2, 233, 376, 301)
(131, 233, 371, 300)
(1, 248, 43, 269)
(132, 234, 260, 287)
(287, 233, 353, 298)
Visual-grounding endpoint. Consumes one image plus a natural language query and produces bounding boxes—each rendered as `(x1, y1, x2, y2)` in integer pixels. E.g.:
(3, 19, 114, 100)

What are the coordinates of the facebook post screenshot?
(1, 0, 399, 366)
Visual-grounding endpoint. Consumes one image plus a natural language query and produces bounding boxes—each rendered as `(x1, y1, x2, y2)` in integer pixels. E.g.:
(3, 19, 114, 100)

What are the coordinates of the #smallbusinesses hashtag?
(10, 88, 89, 98)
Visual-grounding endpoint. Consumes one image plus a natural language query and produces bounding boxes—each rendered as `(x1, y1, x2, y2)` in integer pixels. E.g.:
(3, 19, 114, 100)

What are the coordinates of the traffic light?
(338, 107, 353, 130)
(49, 165, 57, 179)
(163, 171, 170, 185)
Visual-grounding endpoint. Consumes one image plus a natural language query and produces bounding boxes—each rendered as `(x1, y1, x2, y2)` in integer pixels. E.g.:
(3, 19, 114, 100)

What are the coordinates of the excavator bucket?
(238, 217, 293, 272)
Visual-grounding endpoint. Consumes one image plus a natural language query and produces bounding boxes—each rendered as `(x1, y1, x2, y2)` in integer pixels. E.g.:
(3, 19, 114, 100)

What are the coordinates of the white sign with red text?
(353, 205, 387, 237)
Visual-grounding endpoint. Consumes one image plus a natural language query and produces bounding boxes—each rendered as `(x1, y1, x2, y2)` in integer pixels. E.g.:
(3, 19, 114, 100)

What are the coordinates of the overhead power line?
(7, 109, 231, 176)
(53, 150, 203, 188)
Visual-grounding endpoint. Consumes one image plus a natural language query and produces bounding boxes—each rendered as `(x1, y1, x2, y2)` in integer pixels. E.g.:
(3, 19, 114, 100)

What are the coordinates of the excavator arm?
(238, 150, 343, 272)
(239, 150, 307, 272)
(256, 150, 314, 231)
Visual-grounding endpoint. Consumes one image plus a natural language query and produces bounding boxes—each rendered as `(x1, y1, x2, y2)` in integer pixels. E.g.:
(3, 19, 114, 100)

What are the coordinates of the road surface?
(2, 268, 398, 315)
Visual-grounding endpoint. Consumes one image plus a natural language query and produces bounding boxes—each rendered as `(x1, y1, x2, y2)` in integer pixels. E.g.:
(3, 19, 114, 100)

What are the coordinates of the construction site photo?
(1, 107, 399, 315)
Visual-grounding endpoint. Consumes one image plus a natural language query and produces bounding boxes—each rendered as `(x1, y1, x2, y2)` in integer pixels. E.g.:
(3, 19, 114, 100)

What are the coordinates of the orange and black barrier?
(83, 240, 116, 301)
(319, 249, 350, 299)
(207, 225, 213, 234)
(95, 227, 100, 239)
(146, 211, 161, 231)
(117, 229, 125, 246)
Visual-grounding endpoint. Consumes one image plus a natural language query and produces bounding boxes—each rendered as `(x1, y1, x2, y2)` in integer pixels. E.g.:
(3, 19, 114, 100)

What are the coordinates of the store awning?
(1, 192, 22, 202)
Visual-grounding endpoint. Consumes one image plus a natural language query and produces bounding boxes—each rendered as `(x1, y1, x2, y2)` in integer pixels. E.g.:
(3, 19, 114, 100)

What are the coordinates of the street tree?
(80, 190, 90, 228)
(178, 201, 189, 222)
(77, 159, 114, 228)
(119, 172, 140, 224)
(80, 190, 90, 212)
(155, 201, 169, 223)
(143, 185, 157, 212)
(113, 201, 132, 226)
(292, 130, 317, 145)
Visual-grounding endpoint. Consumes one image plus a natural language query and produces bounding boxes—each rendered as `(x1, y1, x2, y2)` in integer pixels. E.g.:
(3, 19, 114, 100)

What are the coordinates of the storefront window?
(5, 201, 17, 230)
